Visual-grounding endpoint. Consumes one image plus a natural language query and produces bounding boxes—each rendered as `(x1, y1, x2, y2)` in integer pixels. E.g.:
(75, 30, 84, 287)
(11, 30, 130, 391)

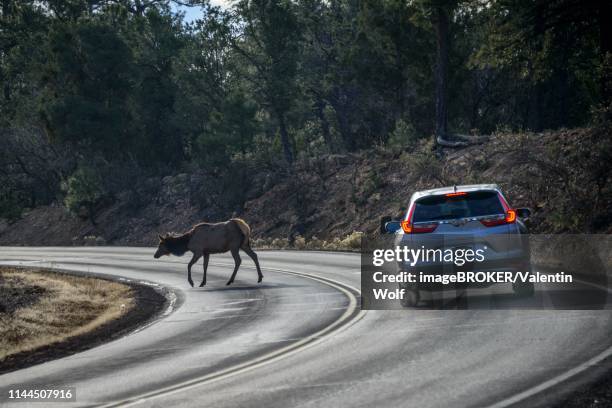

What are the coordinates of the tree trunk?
(315, 98, 333, 152)
(329, 96, 354, 150)
(87, 203, 97, 226)
(133, 0, 146, 16)
(2, 0, 11, 102)
(529, 82, 543, 131)
(531, 3, 545, 131)
(599, 0, 612, 106)
(278, 113, 293, 165)
(434, 5, 449, 143)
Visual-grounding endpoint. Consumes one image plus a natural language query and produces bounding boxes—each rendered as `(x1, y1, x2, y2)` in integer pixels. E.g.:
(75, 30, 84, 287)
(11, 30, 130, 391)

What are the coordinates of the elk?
(153, 218, 263, 287)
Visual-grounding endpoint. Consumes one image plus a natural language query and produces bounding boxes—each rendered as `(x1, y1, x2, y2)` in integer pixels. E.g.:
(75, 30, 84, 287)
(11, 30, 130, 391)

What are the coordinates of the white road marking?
(488, 344, 612, 407)
(488, 276, 612, 407)
(96, 267, 365, 408)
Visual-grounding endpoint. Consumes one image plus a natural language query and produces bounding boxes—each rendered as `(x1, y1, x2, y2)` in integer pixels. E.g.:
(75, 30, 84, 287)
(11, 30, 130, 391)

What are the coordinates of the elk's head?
(154, 235, 171, 258)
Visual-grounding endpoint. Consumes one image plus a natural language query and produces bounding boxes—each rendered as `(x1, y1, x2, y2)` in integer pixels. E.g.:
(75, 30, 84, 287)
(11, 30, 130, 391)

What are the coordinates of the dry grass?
(252, 231, 363, 252)
(0, 267, 133, 361)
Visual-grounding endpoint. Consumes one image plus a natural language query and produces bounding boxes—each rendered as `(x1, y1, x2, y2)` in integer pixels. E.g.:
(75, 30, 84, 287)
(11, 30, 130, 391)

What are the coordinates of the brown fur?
(232, 218, 251, 246)
(154, 219, 262, 287)
(160, 233, 192, 256)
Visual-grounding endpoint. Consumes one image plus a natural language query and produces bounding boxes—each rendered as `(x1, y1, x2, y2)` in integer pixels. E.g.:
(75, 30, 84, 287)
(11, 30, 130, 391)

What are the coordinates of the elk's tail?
(232, 218, 251, 247)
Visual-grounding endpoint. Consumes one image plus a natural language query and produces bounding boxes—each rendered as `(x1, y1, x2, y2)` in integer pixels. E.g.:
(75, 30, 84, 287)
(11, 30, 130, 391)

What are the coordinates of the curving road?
(1, 247, 611, 408)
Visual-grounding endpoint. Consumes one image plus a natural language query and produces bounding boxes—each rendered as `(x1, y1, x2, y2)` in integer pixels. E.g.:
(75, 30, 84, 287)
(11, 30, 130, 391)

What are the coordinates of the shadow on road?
(193, 283, 306, 292)
(422, 285, 610, 310)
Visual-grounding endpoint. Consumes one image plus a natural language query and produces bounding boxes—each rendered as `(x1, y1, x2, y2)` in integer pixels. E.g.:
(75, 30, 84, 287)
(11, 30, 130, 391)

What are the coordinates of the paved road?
(1, 247, 611, 408)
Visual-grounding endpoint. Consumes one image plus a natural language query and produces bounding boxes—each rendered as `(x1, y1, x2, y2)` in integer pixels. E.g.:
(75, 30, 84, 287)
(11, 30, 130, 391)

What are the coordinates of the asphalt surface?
(0, 247, 611, 408)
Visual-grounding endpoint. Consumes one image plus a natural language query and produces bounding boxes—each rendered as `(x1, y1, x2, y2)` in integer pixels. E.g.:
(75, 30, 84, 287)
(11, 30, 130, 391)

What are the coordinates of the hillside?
(0, 126, 610, 247)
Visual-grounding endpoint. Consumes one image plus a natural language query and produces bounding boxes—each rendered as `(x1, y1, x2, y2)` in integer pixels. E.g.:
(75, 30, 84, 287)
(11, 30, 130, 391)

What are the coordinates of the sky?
(173, 1, 234, 23)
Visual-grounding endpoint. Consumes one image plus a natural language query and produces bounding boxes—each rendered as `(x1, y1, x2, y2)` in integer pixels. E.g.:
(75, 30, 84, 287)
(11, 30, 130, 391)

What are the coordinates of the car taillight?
(401, 220, 438, 233)
(480, 215, 507, 227)
(401, 204, 438, 233)
(480, 194, 516, 227)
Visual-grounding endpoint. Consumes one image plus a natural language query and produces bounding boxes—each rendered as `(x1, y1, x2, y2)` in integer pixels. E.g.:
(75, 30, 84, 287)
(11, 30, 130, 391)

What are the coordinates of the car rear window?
(411, 191, 504, 222)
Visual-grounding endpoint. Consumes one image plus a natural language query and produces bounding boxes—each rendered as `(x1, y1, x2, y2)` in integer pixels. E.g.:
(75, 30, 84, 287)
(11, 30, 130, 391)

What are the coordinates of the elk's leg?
(199, 253, 210, 287)
(226, 247, 241, 286)
(242, 245, 263, 283)
(187, 253, 201, 287)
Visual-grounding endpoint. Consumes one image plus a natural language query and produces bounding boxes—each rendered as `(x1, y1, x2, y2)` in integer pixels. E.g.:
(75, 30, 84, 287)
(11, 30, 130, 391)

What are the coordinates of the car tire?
(400, 283, 420, 308)
(513, 263, 534, 298)
(512, 281, 534, 298)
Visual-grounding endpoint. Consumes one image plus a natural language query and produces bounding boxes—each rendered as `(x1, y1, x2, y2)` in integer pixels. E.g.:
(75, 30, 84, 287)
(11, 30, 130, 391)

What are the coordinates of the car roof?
(411, 184, 500, 201)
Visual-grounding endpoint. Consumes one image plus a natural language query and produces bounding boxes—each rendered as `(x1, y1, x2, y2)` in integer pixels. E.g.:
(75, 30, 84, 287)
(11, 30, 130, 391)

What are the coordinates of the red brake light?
(480, 216, 506, 227)
(401, 220, 438, 233)
(480, 193, 516, 227)
(401, 203, 438, 233)
(412, 223, 438, 233)
(401, 203, 416, 233)
(445, 192, 467, 197)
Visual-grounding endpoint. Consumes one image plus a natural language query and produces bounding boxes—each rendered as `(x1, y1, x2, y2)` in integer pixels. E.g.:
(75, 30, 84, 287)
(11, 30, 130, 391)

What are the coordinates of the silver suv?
(383, 184, 533, 307)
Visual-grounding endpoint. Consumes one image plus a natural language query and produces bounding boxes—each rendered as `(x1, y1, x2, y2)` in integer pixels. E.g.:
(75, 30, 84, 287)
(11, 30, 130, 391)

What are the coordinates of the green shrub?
(63, 166, 106, 222)
(0, 190, 25, 221)
(387, 119, 418, 150)
(403, 148, 445, 185)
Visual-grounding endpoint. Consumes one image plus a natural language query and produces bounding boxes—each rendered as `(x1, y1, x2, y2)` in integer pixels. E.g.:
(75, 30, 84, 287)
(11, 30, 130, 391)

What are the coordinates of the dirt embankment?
(0, 127, 610, 246)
